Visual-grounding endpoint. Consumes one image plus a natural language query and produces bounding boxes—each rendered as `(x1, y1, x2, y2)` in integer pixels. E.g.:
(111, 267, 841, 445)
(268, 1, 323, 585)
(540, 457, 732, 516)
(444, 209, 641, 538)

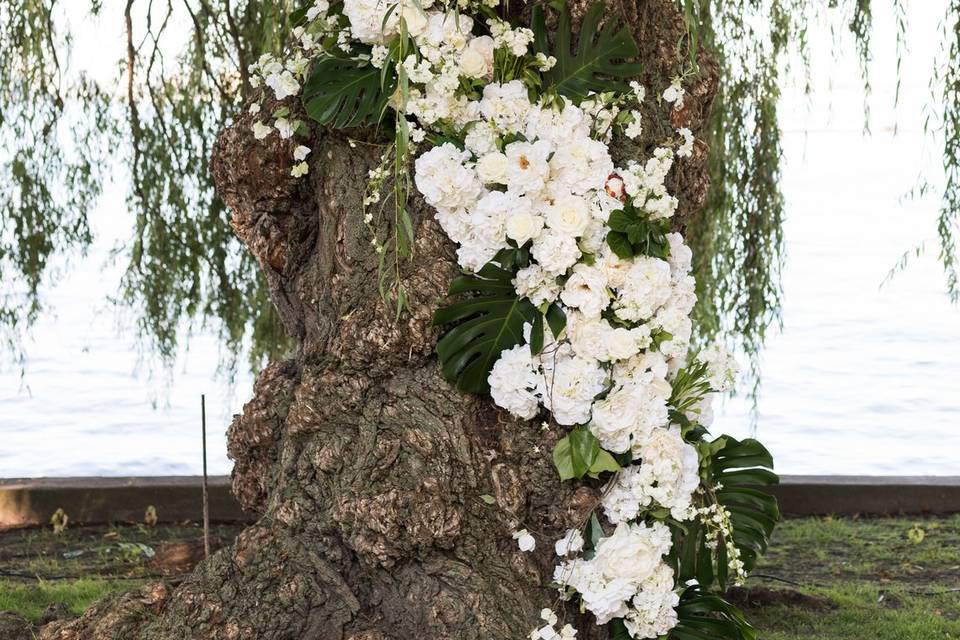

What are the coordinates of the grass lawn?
(0, 516, 958, 636)
(741, 514, 960, 639)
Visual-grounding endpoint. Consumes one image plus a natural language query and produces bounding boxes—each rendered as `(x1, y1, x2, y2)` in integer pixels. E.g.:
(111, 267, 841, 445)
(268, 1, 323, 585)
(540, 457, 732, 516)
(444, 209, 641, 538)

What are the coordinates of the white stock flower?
(423, 11, 474, 50)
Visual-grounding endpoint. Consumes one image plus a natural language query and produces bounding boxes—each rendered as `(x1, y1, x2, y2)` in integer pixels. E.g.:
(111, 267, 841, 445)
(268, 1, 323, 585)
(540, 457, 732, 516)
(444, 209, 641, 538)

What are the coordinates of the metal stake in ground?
(201, 394, 210, 559)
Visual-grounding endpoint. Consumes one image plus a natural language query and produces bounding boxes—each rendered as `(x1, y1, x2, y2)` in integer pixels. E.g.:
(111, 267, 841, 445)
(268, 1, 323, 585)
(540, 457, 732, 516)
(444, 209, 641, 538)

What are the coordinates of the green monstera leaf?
(433, 249, 539, 394)
(531, 2, 642, 98)
(674, 436, 780, 590)
(302, 53, 396, 128)
(669, 586, 759, 640)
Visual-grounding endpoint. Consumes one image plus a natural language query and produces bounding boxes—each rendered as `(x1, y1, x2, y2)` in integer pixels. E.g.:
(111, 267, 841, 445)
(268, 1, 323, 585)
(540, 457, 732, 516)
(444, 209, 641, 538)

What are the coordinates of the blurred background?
(1, 1, 958, 478)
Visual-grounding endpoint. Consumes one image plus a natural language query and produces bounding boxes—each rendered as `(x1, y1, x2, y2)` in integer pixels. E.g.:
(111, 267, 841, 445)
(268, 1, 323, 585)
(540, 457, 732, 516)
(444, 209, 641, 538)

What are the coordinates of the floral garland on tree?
(246, 0, 780, 638)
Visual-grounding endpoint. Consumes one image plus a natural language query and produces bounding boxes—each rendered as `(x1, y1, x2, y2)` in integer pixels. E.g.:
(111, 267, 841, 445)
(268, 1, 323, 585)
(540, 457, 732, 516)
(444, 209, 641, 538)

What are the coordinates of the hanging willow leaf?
(674, 436, 779, 590)
(531, 2, 642, 98)
(302, 54, 397, 129)
(433, 249, 539, 394)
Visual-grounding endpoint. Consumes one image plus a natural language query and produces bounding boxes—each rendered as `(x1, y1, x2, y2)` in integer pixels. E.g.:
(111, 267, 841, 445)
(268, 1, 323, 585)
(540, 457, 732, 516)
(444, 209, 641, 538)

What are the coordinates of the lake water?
(1, 5, 958, 477)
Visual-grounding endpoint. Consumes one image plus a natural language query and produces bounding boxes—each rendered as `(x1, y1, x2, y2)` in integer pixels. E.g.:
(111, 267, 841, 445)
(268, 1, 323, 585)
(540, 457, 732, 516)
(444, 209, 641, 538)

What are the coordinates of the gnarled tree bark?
(36, 2, 717, 638)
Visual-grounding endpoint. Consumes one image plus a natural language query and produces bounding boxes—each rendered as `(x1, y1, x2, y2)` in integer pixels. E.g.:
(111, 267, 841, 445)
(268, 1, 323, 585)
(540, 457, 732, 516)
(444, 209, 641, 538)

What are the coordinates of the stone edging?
(2, 475, 959, 529)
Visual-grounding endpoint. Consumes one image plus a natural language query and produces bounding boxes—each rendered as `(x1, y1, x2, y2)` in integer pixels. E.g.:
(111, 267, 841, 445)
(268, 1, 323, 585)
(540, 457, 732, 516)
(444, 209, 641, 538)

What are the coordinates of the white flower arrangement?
(245, 1, 778, 637)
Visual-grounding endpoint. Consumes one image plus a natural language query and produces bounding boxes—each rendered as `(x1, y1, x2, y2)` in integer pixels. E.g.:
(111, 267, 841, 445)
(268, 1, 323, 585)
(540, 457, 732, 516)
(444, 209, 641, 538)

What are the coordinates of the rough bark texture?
(36, 2, 717, 638)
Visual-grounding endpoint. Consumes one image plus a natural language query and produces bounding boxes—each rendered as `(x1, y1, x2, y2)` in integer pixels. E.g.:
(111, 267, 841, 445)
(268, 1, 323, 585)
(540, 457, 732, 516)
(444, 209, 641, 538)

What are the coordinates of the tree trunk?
(37, 2, 717, 638)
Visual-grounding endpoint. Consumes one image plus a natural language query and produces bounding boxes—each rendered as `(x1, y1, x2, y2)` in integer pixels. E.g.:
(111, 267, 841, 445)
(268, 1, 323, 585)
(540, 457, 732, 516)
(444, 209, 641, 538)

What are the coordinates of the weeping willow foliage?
(1, 0, 958, 388)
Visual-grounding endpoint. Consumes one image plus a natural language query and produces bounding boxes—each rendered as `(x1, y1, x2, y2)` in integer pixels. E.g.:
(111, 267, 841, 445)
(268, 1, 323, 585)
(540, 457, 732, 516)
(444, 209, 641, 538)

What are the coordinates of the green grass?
(741, 515, 960, 639)
(0, 518, 958, 634)
(0, 578, 139, 621)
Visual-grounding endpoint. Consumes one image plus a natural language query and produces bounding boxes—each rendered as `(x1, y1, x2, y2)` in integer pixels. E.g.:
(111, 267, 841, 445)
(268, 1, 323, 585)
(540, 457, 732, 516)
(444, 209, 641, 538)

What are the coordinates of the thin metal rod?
(201, 394, 210, 560)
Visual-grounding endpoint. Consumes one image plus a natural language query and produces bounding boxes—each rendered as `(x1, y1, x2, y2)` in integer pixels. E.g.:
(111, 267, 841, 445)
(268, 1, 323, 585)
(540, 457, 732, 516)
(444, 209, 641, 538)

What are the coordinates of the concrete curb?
(0, 476, 251, 530)
(2, 475, 959, 528)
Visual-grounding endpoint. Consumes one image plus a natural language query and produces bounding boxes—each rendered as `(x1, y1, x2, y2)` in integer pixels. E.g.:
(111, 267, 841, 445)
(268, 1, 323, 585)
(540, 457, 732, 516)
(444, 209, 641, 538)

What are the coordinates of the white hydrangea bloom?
(513, 264, 560, 306)
(623, 564, 680, 639)
(531, 230, 581, 275)
(698, 343, 740, 392)
(414, 143, 483, 213)
(631, 426, 701, 519)
(613, 257, 673, 323)
(549, 135, 614, 195)
(488, 344, 542, 420)
(480, 80, 532, 133)
(560, 264, 609, 318)
(536, 348, 606, 425)
(589, 374, 670, 454)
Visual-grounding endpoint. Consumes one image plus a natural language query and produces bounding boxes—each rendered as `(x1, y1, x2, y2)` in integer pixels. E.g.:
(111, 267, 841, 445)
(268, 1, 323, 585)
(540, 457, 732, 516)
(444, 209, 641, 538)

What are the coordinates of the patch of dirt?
(725, 586, 836, 612)
(0, 523, 244, 581)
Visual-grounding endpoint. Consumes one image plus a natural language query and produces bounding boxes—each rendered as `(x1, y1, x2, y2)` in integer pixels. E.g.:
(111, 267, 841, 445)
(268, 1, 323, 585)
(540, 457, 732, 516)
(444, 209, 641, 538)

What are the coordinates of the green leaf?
(533, 2, 642, 98)
(302, 54, 397, 129)
(673, 436, 779, 591)
(606, 230, 634, 259)
(587, 449, 621, 478)
(530, 312, 545, 356)
(545, 302, 567, 337)
(552, 426, 603, 481)
(433, 249, 538, 393)
(479, 494, 497, 505)
(671, 587, 757, 640)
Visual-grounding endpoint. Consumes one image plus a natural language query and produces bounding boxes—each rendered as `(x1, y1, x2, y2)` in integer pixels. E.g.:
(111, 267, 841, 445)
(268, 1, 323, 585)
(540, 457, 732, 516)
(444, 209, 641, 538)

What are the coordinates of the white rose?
(460, 35, 494, 78)
(545, 194, 591, 237)
(476, 152, 509, 184)
(506, 211, 544, 246)
(593, 522, 671, 585)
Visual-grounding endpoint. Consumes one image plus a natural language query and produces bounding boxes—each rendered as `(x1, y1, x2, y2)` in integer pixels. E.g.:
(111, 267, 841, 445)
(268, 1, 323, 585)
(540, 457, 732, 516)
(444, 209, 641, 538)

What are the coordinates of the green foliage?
(552, 426, 620, 480)
(675, 436, 779, 589)
(670, 586, 758, 640)
(433, 248, 538, 393)
(531, 2, 642, 98)
(303, 53, 397, 128)
(605, 203, 672, 260)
